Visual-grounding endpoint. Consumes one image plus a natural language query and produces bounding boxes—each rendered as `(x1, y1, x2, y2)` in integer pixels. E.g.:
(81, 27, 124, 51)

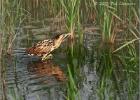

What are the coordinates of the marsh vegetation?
(0, 0, 139, 100)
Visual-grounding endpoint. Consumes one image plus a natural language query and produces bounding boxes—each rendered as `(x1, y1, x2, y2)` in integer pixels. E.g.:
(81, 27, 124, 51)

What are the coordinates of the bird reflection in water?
(27, 60, 66, 81)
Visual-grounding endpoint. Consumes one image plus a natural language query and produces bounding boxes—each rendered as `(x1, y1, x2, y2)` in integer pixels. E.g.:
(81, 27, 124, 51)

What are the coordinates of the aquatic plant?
(0, 0, 139, 99)
(0, 0, 25, 54)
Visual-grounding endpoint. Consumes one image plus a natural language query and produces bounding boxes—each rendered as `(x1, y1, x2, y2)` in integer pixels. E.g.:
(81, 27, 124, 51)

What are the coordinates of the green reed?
(94, 1, 139, 98)
(59, 1, 84, 99)
(96, 0, 118, 43)
(59, 0, 80, 37)
(117, 43, 139, 99)
(0, 0, 139, 99)
(95, 42, 138, 99)
(7, 87, 24, 100)
(96, 45, 120, 99)
(95, 0, 139, 43)
(0, 0, 25, 54)
(66, 65, 79, 100)
(65, 41, 86, 100)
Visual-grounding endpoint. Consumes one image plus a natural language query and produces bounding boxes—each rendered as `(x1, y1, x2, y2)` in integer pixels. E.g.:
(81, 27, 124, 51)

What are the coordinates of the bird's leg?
(42, 54, 53, 61)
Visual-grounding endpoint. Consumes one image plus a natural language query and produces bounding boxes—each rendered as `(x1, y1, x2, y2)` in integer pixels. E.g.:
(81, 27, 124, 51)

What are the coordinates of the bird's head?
(53, 33, 70, 49)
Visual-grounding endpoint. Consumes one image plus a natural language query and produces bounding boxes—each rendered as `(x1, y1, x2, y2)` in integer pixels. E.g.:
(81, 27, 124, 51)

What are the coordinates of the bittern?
(26, 33, 70, 60)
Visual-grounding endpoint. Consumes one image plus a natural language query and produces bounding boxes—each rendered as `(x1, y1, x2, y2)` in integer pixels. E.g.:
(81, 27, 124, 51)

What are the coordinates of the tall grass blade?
(113, 38, 140, 53)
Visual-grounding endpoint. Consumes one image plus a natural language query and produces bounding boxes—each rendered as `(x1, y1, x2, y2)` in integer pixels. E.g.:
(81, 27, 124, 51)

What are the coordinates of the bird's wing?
(26, 39, 54, 56)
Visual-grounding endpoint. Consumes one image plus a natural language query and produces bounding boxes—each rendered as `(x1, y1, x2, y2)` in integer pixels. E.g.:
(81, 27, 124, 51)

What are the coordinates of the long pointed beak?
(62, 34, 70, 40)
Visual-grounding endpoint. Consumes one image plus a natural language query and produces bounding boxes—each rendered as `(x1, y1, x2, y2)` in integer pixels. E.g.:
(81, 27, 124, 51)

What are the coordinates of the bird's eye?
(54, 34, 61, 39)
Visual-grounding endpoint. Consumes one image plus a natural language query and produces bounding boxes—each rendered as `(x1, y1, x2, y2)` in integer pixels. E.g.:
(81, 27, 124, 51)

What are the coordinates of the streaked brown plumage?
(26, 33, 70, 60)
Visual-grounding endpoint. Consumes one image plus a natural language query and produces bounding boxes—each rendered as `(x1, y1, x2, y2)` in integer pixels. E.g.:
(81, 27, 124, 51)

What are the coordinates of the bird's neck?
(53, 40, 62, 49)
